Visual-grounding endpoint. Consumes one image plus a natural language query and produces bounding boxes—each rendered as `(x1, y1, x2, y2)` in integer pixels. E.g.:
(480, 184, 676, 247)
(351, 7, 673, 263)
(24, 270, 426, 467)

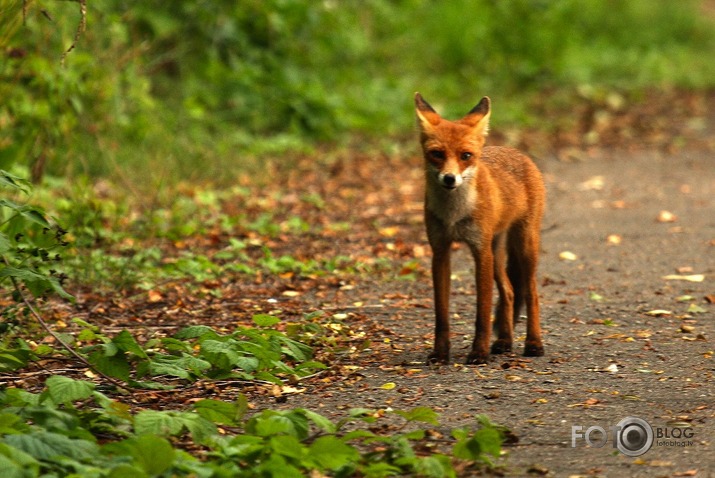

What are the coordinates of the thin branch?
(60, 0, 87, 65)
(2, 255, 133, 391)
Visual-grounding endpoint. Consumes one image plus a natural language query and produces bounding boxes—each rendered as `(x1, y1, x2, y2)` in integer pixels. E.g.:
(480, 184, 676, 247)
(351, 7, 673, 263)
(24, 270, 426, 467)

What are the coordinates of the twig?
(2, 256, 133, 391)
(60, 0, 87, 65)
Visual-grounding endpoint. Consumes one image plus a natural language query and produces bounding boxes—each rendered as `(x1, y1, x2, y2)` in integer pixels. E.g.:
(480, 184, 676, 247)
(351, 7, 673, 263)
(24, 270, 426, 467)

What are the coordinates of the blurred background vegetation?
(2, 0, 715, 185)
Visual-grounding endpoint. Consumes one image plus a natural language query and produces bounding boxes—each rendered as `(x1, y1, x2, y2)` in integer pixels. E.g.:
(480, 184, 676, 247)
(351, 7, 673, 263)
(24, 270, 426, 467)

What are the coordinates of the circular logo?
(615, 417, 654, 456)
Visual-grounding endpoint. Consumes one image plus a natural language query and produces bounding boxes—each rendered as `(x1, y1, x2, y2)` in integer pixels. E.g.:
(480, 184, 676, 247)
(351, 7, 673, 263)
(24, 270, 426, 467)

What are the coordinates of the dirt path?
(283, 149, 715, 477)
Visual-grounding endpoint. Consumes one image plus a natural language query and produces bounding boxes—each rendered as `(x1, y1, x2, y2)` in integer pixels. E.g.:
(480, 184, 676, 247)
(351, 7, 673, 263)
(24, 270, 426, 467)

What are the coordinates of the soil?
(279, 148, 715, 477)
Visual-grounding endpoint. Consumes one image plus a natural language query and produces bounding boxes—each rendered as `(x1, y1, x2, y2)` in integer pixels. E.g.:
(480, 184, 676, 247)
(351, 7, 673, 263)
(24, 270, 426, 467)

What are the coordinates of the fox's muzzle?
(439, 172, 462, 189)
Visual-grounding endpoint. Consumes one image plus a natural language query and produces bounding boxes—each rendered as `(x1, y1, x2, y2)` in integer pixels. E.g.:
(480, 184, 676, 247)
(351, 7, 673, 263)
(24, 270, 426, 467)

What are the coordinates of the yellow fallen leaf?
(282, 290, 301, 297)
(606, 234, 622, 245)
(656, 210, 677, 223)
(379, 226, 400, 237)
(148, 290, 163, 302)
(559, 251, 578, 261)
(662, 274, 704, 282)
(379, 382, 396, 390)
(645, 309, 672, 316)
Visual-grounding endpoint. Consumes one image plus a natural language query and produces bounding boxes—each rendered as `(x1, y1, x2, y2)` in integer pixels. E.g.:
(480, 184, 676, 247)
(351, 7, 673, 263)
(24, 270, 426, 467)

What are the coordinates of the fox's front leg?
(466, 245, 494, 364)
(428, 242, 451, 364)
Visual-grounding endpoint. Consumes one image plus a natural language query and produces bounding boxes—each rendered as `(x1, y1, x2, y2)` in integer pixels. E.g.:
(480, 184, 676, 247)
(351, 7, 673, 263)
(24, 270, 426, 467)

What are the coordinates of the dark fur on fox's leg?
(427, 350, 450, 365)
(523, 340, 544, 357)
(490, 339, 513, 354)
(465, 350, 489, 365)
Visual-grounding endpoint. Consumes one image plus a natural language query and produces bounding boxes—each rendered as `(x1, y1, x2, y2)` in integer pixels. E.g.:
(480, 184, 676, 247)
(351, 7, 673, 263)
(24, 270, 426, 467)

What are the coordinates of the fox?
(414, 93, 546, 365)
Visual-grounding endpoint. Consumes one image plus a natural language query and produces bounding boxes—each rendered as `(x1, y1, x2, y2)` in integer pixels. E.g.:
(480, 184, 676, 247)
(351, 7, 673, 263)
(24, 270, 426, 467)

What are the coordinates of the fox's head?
(415, 93, 490, 190)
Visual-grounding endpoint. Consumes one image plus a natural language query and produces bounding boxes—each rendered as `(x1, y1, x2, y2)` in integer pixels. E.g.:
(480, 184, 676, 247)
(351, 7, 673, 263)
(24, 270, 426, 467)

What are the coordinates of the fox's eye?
(460, 152, 473, 161)
(428, 150, 445, 160)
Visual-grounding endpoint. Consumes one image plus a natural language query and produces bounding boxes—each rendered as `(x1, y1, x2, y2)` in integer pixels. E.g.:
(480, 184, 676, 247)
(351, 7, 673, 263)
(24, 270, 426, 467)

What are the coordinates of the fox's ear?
(462, 96, 491, 136)
(414, 92, 441, 130)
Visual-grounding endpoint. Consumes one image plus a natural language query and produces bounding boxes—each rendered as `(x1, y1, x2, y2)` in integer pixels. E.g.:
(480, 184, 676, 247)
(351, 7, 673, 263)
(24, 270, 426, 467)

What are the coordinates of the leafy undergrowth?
(0, 375, 504, 477)
(0, 162, 510, 476)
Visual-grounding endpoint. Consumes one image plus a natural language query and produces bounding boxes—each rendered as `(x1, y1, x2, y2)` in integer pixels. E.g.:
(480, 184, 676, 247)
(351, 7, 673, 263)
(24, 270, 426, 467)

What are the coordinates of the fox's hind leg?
(490, 233, 514, 354)
(509, 225, 543, 357)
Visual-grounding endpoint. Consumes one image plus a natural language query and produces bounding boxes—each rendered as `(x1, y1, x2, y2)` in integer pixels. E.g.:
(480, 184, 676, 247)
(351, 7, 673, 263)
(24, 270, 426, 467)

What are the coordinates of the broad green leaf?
(308, 435, 360, 470)
(0, 349, 31, 372)
(104, 435, 175, 476)
(473, 426, 502, 457)
(269, 435, 304, 460)
(278, 336, 312, 361)
(393, 406, 440, 425)
(416, 454, 455, 478)
(0, 442, 39, 478)
(174, 413, 217, 446)
(0, 170, 31, 193)
(89, 350, 131, 381)
(193, 399, 241, 426)
(174, 325, 221, 340)
(250, 414, 297, 437)
(3, 430, 98, 462)
(134, 410, 184, 437)
(44, 376, 95, 404)
(303, 409, 336, 434)
(253, 314, 281, 327)
(112, 330, 148, 358)
(0, 413, 25, 435)
(198, 339, 241, 371)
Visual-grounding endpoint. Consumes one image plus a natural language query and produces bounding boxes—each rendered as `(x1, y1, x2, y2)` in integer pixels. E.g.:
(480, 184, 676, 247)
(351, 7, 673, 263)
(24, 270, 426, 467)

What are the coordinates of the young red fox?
(415, 93, 546, 365)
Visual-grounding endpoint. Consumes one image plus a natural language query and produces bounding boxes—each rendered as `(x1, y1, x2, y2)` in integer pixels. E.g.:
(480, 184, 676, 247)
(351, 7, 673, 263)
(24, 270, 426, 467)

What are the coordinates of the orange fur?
(415, 93, 546, 364)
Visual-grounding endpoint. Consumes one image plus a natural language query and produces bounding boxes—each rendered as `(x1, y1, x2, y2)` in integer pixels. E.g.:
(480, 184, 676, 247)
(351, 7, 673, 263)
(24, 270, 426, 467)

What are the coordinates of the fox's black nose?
(442, 174, 457, 188)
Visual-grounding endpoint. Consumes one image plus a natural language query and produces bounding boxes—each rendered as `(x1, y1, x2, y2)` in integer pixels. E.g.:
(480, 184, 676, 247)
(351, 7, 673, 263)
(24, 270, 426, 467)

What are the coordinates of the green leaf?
(3, 430, 98, 462)
(147, 354, 211, 379)
(302, 409, 337, 434)
(473, 426, 502, 457)
(44, 376, 95, 405)
(88, 350, 131, 381)
(0, 349, 31, 372)
(174, 325, 221, 340)
(133, 410, 184, 437)
(308, 435, 360, 471)
(0, 442, 40, 478)
(415, 454, 455, 478)
(253, 314, 281, 327)
(0, 170, 31, 193)
(392, 406, 440, 425)
(193, 399, 240, 426)
(269, 435, 305, 460)
(103, 435, 175, 476)
(112, 330, 148, 359)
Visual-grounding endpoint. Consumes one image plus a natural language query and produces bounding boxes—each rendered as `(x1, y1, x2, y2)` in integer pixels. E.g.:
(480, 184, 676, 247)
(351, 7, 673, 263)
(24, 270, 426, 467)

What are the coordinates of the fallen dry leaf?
(559, 251, 578, 261)
(147, 290, 163, 302)
(606, 234, 622, 245)
(645, 309, 672, 316)
(656, 210, 677, 223)
(661, 274, 704, 282)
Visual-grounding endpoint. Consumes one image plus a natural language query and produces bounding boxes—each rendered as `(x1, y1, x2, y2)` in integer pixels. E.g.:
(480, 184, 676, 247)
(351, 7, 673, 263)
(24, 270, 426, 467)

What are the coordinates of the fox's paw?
(427, 350, 449, 365)
(490, 339, 513, 354)
(465, 351, 489, 365)
(523, 341, 544, 357)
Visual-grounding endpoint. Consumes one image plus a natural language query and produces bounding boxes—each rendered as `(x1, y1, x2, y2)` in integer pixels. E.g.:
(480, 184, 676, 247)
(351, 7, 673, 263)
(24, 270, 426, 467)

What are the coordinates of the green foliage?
(0, 170, 72, 335)
(3, 0, 715, 183)
(0, 378, 506, 477)
(67, 315, 325, 387)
